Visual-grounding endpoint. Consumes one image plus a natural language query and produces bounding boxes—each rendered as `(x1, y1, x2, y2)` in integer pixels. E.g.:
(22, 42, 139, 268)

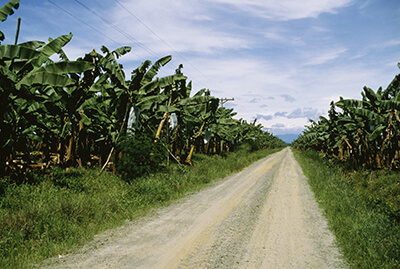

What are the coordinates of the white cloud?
(110, 0, 249, 58)
(257, 116, 311, 135)
(287, 107, 322, 120)
(263, 30, 306, 46)
(280, 94, 296, 102)
(256, 114, 274, 120)
(274, 111, 288, 117)
(209, 0, 354, 20)
(303, 47, 348, 66)
(374, 39, 400, 49)
(310, 26, 330, 32)
(168, 56, 295, 98)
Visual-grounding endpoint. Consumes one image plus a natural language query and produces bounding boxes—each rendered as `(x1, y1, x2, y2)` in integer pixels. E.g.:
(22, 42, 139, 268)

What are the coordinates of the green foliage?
(293, 149, 400, 268)
(0, 0, 20, 41)
(293, 67, 400, 170)
(116, 133, 167, 180)
(0, 147, 283, 268)
(0, 168, 129, 268)
(0, 1, 285, 177)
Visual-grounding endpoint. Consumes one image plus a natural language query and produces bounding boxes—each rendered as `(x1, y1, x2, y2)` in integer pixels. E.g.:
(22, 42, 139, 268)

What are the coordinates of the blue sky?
(2, 0, 399, 136)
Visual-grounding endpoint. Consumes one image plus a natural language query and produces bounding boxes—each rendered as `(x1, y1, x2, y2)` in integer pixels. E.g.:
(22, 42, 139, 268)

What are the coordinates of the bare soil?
(40, 148, 346, 268)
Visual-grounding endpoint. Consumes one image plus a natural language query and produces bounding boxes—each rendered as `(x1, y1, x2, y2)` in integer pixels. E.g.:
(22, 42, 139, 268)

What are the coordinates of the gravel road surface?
(41, 148, 346, 268)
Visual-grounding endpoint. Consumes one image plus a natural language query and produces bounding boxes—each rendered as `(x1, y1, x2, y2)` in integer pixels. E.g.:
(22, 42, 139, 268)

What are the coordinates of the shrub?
(116, 133, 167, 181)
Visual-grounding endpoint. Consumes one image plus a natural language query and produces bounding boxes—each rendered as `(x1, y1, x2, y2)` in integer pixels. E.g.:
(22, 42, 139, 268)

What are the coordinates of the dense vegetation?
(0, 0, 285, 184)
(293, 65, 400, 170)
(293, 149, 400, 268)
(0, 1, 286, 268)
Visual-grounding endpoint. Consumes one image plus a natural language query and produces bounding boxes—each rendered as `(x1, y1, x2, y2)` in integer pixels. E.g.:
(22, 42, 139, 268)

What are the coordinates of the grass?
(0, 145, 283, 268)
(293, 149, 400, 268)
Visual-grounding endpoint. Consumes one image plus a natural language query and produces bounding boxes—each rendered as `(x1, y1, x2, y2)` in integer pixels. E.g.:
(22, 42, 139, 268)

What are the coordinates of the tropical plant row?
(0, 0, 286, 180)
(293, 65, 400, 170)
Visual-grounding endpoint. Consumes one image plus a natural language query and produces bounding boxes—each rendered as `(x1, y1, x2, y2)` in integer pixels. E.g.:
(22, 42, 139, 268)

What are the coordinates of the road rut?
(41, 148, 346, 268)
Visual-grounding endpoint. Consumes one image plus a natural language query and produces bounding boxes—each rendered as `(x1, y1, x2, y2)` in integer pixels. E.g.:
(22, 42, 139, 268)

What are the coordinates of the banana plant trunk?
(77, 119, 90, 167)
(185, 122, 205, 165)
(155, 112, 169, 142)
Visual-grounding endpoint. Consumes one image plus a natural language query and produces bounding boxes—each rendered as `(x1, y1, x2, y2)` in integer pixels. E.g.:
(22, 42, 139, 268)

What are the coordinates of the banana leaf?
(33, 61, 94, 74)
(0, 0, 20, 40)
(142, 55, 171, 85)
(0, 45, 40, 61)
(16, 72, 76, 89)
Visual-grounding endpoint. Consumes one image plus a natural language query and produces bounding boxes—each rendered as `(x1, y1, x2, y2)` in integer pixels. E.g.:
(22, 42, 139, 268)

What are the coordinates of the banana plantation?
(0, 0, 285, 179)
(293, 66, 400, 170)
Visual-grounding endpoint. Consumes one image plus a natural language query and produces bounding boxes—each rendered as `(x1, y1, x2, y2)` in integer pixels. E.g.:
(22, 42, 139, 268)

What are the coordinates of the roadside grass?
(0, 145, 283, 268)
(293, 149, 400, 268)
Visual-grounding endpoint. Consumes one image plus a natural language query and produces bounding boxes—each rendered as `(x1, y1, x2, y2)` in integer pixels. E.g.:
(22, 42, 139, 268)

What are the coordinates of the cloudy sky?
(2, 0, 399, 136)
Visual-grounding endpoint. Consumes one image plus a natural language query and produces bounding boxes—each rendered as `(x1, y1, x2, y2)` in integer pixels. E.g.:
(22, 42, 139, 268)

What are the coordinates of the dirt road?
(41, 148, 346, 268)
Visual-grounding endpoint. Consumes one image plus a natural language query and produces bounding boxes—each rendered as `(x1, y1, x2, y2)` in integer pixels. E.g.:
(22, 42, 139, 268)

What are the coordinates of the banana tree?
(294, 64, 400, 169)
(336, 86, 389, 168)
(178, 89, 219, 165)
(80, 45, 137, 173)
(0, 29, 99, 174)
(208, 107, 239, 153)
